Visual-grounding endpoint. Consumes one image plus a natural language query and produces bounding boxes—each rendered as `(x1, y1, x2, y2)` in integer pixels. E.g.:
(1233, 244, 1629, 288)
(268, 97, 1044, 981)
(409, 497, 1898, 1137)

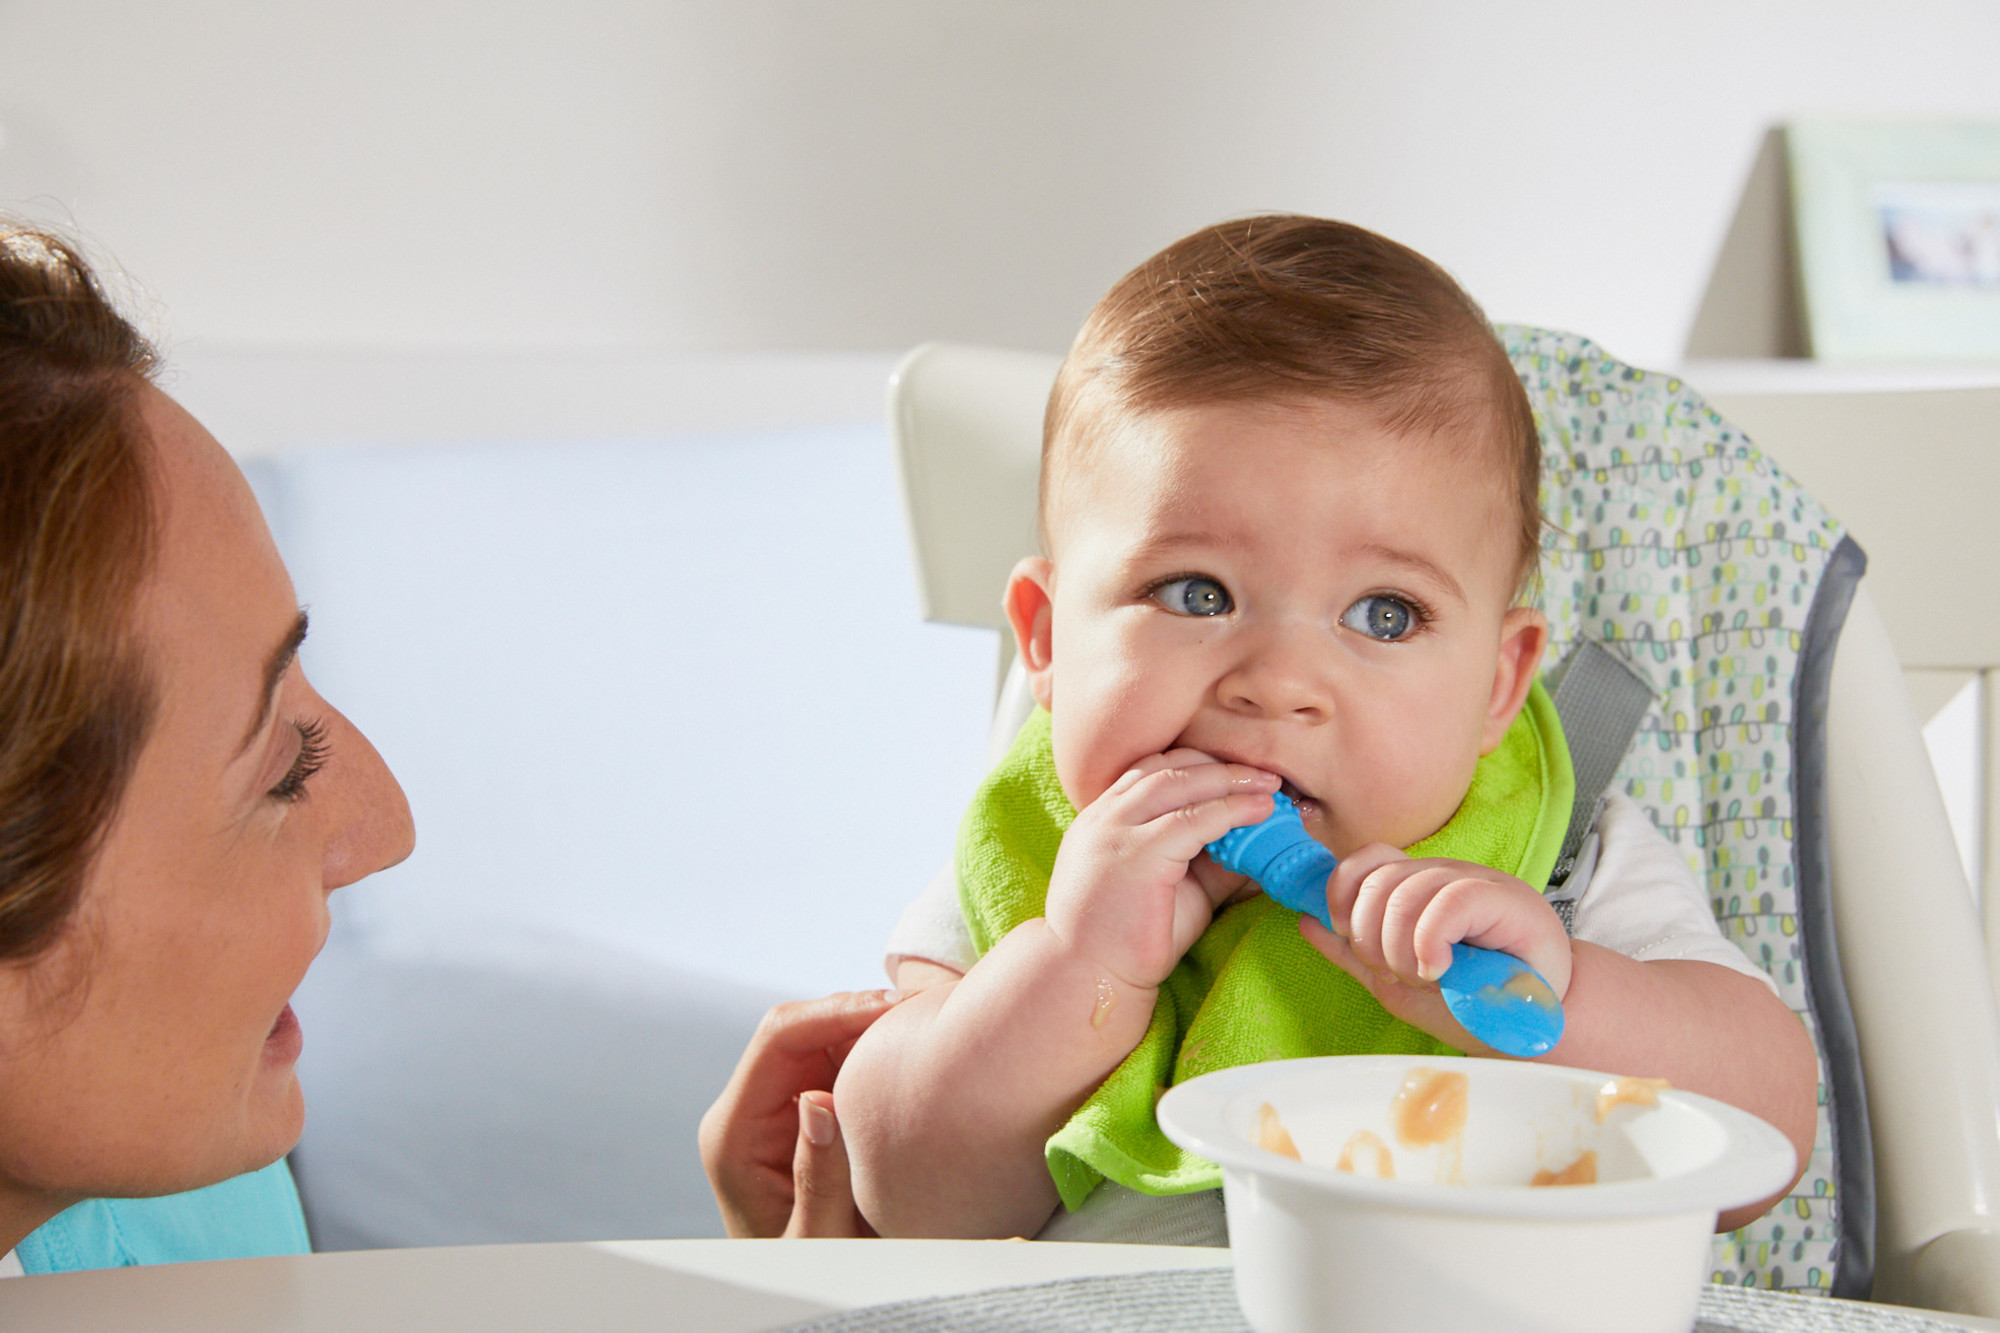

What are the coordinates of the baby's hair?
(1042, 214, 1542, 594)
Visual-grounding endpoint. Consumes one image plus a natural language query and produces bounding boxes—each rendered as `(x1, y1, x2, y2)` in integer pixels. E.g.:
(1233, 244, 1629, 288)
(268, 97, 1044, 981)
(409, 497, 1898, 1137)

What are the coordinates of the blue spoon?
(1205, 791, 1564, 1058)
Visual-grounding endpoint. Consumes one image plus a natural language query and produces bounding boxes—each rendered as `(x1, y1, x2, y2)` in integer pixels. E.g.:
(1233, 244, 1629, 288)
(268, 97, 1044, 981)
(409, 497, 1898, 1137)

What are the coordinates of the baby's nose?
(1217, 634, 1332, 721)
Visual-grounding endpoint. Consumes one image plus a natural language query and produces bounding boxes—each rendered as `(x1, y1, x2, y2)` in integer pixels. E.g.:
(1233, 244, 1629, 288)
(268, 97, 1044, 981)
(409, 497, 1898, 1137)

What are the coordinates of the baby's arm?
(833, 753, 1275, 1238)
(1303, 847, 1815, 1231)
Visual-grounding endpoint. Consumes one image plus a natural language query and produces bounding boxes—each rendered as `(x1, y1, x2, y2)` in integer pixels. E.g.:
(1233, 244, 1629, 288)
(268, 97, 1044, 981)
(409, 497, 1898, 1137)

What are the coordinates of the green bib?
(956, 680, 1574, 1210)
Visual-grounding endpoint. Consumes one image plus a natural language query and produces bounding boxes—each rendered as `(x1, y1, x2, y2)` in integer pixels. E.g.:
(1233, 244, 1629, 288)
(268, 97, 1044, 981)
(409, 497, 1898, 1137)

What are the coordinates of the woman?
(0, 220, 876, 1271)
(0, 224, 416, 1270)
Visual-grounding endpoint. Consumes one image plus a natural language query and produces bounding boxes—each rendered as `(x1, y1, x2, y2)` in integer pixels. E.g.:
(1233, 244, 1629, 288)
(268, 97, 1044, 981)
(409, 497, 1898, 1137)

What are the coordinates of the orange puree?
(1255, 1102, 1301, 1159)
(1391, 1068, 1469, 1147)
(1595, 1076, 1671, 1123)
(1090, 979, 1116, 1029)
(1531, 1150, 1599, 1187)
(1335, 1130, 1395, 1178)
(1501, 969, 1559, 1010)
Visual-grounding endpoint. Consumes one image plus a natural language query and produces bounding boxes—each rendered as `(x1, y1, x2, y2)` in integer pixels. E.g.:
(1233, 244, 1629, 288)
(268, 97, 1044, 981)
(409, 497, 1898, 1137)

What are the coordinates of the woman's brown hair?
(0, 223, 160, 964)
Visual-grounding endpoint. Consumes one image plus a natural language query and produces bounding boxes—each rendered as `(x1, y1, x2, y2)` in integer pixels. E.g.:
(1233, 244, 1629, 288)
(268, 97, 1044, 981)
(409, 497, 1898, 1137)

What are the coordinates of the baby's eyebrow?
(1359, 543, 1466, 605)
(1126, 527, 1247, 562)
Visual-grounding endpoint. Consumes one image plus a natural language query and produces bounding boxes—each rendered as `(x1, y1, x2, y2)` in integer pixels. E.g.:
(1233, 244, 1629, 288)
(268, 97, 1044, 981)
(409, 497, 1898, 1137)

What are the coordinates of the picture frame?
(1788, 120, 2000, 361)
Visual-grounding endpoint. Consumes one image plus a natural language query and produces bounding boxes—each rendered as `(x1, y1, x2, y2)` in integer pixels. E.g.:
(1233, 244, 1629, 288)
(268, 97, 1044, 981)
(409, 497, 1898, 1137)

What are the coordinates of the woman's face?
(0, 386, 414, 1204)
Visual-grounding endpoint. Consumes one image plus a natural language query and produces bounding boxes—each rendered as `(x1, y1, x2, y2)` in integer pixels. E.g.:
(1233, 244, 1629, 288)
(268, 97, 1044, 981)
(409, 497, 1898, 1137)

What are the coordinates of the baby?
(836, 216, 1815, 1243)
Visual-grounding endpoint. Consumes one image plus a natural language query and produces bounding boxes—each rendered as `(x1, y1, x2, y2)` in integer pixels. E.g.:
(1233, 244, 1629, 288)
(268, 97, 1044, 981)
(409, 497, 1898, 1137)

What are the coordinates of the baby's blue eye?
(1153, 576, 1233, 617)
(1341, 594, 1417, 641)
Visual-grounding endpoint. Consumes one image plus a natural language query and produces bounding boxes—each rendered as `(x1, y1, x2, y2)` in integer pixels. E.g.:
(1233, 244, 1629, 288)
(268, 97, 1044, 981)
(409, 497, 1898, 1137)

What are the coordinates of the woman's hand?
(699, 989, 903, 1237)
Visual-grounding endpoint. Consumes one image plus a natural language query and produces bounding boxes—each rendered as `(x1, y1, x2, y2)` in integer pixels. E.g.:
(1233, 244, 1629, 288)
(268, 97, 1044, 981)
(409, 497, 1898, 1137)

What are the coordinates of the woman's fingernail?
(802, 1096, 837, 1147)
(884, 988, 912, 1003)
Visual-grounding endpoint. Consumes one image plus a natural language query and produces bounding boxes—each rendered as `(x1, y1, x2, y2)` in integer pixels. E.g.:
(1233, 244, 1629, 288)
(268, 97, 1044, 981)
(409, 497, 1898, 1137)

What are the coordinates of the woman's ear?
(1480, 606, 1550, 754)
(1004, 557, 1056, 711)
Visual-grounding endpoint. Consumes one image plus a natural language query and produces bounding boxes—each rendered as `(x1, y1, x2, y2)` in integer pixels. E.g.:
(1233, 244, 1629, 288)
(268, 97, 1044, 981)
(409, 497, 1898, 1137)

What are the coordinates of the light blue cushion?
(14, 1159, 309, 1273)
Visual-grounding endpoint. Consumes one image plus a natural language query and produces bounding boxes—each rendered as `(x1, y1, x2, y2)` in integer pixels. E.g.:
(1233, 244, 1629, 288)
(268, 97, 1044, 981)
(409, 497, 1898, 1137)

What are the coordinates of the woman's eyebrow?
(236, 610, 310, 757)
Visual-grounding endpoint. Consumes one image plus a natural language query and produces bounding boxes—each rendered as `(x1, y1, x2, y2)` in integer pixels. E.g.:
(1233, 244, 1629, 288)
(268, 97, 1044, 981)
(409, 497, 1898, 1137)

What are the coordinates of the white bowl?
(1156, 1055, 1796, 1333)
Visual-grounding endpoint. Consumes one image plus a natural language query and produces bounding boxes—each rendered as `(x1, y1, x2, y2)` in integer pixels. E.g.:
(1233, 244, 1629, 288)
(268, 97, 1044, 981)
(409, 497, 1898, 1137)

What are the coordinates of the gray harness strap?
(1542, 641, 1658, 927)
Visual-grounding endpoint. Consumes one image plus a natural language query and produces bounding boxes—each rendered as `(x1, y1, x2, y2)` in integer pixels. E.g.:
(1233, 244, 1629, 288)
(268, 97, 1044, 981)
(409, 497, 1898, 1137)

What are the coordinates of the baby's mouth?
(1278, 777, 1325, 821)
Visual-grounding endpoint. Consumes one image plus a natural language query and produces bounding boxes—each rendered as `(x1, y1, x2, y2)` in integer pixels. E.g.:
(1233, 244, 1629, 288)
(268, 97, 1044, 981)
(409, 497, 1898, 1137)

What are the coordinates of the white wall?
(6, 1, 2000, 368)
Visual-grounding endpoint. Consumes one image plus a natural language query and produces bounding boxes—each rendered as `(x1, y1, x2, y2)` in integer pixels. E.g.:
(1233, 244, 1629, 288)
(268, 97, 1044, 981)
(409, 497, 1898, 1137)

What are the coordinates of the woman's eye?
(268, 718, 331, 803)
(1152, 576, 1233, 617)
(1340, 594, 1419, 641)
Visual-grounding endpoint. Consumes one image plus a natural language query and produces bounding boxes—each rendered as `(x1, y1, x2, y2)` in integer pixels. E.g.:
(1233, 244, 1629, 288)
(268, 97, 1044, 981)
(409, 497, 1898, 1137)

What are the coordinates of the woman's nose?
(319, 706, 416, 892)
(1216, 624, 1333, 722)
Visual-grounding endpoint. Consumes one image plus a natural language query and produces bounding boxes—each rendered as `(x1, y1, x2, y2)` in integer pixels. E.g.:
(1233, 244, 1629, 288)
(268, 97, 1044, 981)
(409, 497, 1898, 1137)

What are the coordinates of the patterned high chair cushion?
(1508, 327, 1871, 1297)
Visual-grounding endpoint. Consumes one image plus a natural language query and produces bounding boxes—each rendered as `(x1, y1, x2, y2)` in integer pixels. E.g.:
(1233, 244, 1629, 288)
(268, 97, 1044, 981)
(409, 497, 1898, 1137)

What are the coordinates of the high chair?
(886, 338, 2000, 1318)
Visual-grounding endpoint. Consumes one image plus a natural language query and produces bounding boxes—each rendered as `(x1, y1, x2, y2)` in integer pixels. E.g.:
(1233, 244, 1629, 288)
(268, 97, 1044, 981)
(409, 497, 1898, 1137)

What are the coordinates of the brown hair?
(1043, 214, 1541, 589)
(0, 223, 160, 965)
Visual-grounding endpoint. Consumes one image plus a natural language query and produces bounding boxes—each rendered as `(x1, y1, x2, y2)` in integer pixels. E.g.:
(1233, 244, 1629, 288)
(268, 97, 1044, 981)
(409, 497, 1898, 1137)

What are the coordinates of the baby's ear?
(1479, 607, 1550, 754)
(1004, 557, 1057, 711)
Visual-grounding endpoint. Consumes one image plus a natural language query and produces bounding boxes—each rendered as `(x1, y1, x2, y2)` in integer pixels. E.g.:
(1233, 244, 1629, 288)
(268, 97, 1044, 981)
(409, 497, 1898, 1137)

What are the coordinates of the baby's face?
(1013, 395, 1545, 857)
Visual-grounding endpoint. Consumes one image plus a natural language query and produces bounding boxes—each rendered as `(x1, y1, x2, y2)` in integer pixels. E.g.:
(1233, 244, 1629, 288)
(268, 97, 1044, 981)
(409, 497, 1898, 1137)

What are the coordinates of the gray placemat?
(772, 1267, 1969, 1333)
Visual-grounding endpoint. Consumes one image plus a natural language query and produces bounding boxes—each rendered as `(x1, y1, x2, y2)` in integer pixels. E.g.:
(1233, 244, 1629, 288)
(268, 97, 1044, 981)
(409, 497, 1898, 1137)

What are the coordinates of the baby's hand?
(1300, 845, 1572, 1056)
(1044, 751, 1279, 989)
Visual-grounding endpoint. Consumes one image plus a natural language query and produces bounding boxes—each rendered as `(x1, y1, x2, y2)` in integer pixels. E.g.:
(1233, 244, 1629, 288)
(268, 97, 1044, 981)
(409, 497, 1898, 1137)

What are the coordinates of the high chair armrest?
(1826, 584, 2000, 1307)
(1909, 1228, 2000, 1320)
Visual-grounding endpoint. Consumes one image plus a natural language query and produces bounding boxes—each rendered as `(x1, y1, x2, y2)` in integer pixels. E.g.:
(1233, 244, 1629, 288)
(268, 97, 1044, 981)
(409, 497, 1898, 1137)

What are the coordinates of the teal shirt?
(14, 1159, 309, 1274)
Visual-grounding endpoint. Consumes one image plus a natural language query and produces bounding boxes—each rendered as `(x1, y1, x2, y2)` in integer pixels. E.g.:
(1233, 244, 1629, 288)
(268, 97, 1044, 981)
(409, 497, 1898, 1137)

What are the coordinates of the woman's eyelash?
(268, 717, 330, 803)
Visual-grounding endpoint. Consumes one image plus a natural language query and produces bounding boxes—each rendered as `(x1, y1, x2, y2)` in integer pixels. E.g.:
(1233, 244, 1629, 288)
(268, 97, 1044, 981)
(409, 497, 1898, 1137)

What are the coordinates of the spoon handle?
(1205, 796, 1564, 1058)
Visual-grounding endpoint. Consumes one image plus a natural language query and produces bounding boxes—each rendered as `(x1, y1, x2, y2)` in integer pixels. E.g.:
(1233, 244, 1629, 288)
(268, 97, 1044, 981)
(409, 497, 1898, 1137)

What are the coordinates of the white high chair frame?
(886, 343, 2000, 1318)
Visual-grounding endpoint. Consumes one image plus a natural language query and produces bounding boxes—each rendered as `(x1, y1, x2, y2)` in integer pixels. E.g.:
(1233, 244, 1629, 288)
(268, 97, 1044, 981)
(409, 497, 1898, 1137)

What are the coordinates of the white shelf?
(1677, 357, 2000, 395)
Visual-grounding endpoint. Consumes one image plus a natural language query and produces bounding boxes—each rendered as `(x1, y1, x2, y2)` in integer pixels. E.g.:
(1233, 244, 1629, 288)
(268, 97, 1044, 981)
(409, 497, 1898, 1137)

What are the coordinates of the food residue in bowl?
(1595, 1076, 1671, 1123)
(1391, 1068, 1469, 1146)
(1392, 1067, 1468, 1183)
(1335, 1130, 1395, 1178)
(1255, 1102, 1301, 1159)
(1530, 1149, 1598, 1187)
(1243, 1066, 1666, 1188)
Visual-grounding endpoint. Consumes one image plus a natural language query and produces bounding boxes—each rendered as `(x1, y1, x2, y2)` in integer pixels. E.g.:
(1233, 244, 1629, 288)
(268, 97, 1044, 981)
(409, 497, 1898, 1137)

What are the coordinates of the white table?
(0, 1239, 1993, 1332)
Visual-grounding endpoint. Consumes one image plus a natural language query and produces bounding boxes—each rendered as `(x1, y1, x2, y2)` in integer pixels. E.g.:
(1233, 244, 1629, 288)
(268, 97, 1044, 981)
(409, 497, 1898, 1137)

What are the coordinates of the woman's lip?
(263, 1003, 302, 1064)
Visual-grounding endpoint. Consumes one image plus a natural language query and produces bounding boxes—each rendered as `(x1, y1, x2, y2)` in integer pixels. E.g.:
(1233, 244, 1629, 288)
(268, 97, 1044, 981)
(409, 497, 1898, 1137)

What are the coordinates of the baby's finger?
(1300, 912, 1362, 976)
(1188, 850, 1255, 909)
(1301, 915, 1490, 1055)
(1377, 865, 1461, 983)
(1156, 746, 1227, 769)
(1411, 874, 1560, 991)
(1302, 914, 1402, 1005)
(1101, 752, 1188, 798)
(1339, 853, 1419, 973)
(1111, 760, 1279, 829)
(1100, 746, 1240, 798)
(1137, 788, 1282, 865)
(1324, 843, 1409, 937)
